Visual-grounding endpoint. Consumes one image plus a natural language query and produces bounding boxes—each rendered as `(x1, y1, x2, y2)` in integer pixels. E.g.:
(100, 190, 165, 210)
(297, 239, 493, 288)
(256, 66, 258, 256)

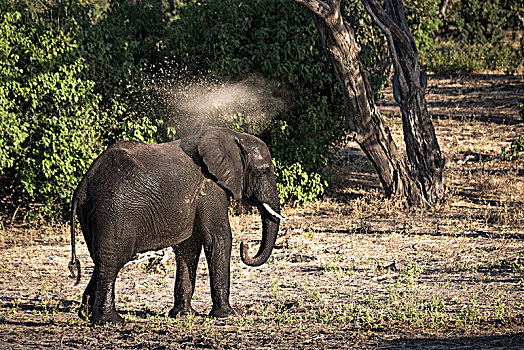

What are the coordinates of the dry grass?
(0, 74, 523, 349)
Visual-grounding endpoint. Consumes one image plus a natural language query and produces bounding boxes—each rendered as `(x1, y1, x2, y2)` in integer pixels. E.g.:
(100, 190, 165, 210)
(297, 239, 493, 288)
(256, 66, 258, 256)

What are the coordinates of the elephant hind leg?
(87, 221, 136, 325)
(91, 256, 128, 326)
(78, 270, 97, 321)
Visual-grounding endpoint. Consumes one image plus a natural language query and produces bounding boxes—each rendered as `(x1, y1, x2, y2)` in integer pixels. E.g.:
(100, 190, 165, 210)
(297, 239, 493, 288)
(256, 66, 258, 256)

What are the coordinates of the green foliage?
(273, 160, 327, 204)
(502, 135, 524, 161)
(4, 0, 520, 219)
(411, 0, 523, 75)
(0, 1, 103, 208)
(448, 0, 508, 45)
(166, 0, 351, 203)
(69, 0, 166, 145)
(2, 0, 356, 216)
(77, 0, 166, 108)
(403, 0, 443, 52)
(420, 40, 523, 76)
(0, 0, 162, 220)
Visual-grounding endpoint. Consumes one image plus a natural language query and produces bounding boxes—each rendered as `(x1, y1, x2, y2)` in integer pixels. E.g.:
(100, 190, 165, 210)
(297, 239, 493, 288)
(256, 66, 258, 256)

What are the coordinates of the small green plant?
(501, 135, 524, 160)
(301, 280, 322, 304)
(268, 278, 286, 302)
(344, 302, 379, 327)
(235, 313, 255, 327)
(313, 304, 353, 325)
(39, 299, 60, 323)
(455, 293, 484, 328)
(399, 260, 425, 286)
(493, 296, 508, 324)
(422, 294, 447, 328)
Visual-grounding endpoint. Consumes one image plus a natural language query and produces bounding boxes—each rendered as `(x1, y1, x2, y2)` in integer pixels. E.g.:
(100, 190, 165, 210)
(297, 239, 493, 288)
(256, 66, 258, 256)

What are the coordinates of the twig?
(10, 205, 20, 226)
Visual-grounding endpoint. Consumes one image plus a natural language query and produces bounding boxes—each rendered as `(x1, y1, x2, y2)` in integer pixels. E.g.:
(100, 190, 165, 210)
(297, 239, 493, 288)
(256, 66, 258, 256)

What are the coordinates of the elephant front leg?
(203, 224, 233, 318)
(170, 235, 202, 318)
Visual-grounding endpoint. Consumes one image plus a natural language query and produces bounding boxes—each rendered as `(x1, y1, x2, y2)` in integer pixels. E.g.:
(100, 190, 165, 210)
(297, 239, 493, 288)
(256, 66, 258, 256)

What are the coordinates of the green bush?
(403, 0, 443, 52)
(0, 0, 162, 220)
(77, 1, 165, 107)
(448, 0, 508, 45)
(0, 0, 396, 219)
(74, 0, 166, 145)
(274, 160, 327, 204)
(0, 1, 103, 213)
(413, 0, 523, 75)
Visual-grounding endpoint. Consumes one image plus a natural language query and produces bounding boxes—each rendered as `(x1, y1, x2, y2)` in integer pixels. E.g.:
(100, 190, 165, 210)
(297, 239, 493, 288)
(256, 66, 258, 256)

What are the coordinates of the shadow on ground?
(382, 331, 524, 349)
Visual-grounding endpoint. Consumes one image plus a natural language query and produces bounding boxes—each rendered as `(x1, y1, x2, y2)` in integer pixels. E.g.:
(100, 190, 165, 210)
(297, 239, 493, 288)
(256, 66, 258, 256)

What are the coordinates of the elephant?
(68, 127, 285, 325)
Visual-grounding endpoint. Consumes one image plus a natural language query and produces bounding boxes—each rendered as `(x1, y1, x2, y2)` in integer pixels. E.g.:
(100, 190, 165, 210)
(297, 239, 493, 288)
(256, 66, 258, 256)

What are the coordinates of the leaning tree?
(293, 0, 444, 206)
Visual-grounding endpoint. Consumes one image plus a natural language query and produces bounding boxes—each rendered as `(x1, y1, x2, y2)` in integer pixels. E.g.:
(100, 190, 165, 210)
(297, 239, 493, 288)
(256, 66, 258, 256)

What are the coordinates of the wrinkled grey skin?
(69, 127, 281, 326)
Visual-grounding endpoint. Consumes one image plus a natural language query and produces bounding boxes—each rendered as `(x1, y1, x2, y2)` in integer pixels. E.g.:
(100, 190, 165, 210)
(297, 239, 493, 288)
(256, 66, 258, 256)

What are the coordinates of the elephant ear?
(197, 128, 243, 200)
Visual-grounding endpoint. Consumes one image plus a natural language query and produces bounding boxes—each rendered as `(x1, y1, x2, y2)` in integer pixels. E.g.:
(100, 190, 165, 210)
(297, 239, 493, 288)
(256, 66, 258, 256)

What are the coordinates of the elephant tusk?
(262, 203, 288, 221)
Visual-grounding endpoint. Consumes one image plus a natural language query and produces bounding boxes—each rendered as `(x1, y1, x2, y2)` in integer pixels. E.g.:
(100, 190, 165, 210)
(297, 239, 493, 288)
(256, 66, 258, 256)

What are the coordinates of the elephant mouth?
(262, 203, 288, 221)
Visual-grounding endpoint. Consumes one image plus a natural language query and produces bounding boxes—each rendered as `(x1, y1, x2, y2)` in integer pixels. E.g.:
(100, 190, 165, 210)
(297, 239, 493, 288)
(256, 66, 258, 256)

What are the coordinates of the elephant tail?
(68, 195, 81, 285)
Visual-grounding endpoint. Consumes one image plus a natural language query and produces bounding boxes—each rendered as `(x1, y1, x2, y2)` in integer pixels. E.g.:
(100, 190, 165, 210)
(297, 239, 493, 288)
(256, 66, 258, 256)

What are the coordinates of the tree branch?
(361, 0, 409, 96)
(385, 0, 419, 55)
(361, 0, 413, 53)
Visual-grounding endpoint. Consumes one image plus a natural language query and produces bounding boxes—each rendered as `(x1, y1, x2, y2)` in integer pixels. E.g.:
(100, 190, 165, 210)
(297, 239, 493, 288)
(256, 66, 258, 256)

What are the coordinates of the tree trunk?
(362, 0, 445, 205)
(293, 0, 423, 205)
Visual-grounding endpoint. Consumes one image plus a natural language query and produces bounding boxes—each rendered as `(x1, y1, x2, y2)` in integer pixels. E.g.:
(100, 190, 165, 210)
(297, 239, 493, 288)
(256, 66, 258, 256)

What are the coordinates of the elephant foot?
(209, 305, 235, 318)
(169, 305, 196, 318)
(92, 311, 125, 326)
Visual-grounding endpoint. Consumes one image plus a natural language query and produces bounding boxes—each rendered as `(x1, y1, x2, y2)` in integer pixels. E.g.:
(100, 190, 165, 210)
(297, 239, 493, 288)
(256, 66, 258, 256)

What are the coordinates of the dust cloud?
(155, 73, 289, 139)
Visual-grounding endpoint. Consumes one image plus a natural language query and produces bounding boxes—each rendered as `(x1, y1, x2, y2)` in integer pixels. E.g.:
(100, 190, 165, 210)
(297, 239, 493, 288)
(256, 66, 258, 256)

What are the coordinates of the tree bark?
(362, 0, 444, 205)
(293, 0, 423, 205)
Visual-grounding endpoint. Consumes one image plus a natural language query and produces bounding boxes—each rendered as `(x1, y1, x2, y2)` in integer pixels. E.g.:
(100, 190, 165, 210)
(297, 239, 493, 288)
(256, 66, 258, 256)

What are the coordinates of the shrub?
(402, 0, 443, 52)
(415, 0, 523, 75)
(75, 0, 166, 144)
(0, 1, 104, 215)
(0, 0, 162, 220)
(274, 160, 327, 204)
(448, 0, 508, 45)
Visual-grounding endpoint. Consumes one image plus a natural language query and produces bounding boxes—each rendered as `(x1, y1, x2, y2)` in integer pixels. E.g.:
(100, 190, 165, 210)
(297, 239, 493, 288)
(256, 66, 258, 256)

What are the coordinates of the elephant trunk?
(240, 199, 283, 267)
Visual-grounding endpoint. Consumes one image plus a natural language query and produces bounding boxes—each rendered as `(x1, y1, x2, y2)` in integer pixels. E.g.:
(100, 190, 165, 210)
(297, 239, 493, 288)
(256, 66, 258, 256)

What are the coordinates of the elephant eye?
(257, 163, 270, 174)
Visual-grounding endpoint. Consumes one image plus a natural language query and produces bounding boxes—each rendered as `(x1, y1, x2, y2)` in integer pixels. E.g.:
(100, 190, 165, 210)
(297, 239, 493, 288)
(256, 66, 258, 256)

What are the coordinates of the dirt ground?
(1, 73, 523, 349)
